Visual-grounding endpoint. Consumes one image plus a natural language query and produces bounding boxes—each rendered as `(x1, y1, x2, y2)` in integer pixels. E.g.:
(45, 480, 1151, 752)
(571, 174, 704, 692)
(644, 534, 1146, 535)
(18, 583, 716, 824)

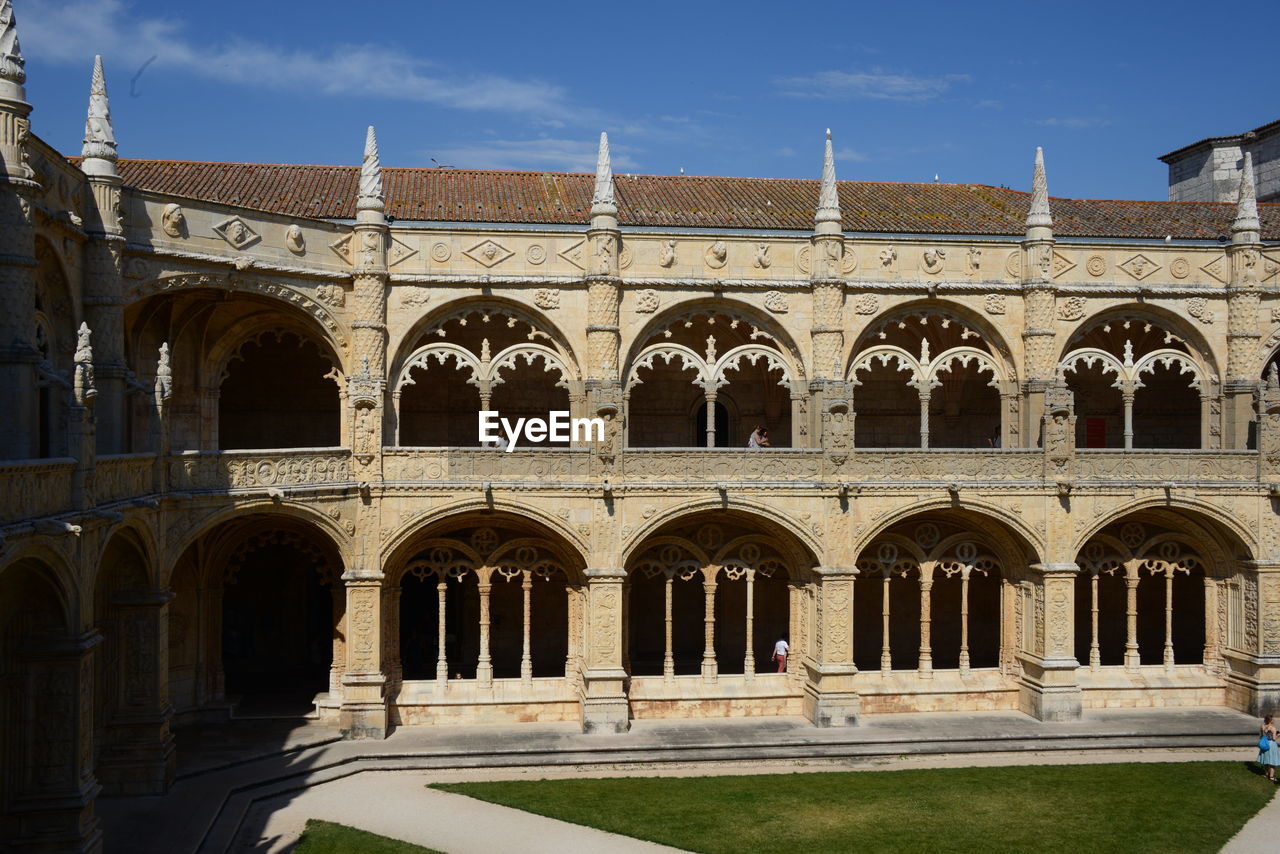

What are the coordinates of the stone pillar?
(1017, 563, 1082, 721)
(1237, 560, 1280, 715)
(1021, 148, 1057, 445)
(0, 13, 40, 461)
(339, 567, 387, 739)
(580, 567, 629, 733)
(585, 132, 624, 459)
(803, 567, 860, 727)
(350, 126, 388, 481)
(1225, 153, 1262, 449)
(11, 630, 104, 853)
(810, 131, 851, 456)
(94, 589, 176, 795)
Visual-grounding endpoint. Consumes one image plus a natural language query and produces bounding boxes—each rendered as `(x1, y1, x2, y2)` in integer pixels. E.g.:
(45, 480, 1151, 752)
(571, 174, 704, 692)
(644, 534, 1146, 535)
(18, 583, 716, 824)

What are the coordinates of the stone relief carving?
(1119, 253, 1159, 281)
(658, 239, 677, 268)
(430, 241, 452, 263)
(763, 290, 788, 314)
(754, 243, 771, 269)
(1058, 296, 1086, 321)
(1186, 297, 1215, 325)
(465, 239, 513, 268)
(214, 216, 260, 250)
(1201, 255, 1226, 284)
(635, 289, 659, 314)
(795, 245, 811, 274)
(1085, 255, 1107, 277)
(558, 239, 586, 270)
(1004, 250, 1021, 278)
(329, 234, 353, 264)
(619, 243, 633, 269)
(705, 241, 728, 269)
(534, 288, 560, 310)
(285, 224, 305, 255)
(879, 246, 897, 269)
(852, 293, 880, 315)
(315, 283, 345, 308)
(526, 244, 547, 265)
(920, 247, 946, 274)
(1170, 257, 1190, 279)
(388, 236, 417, 267)
(984, 294, 1006, 315)
(161, 203, 186, 238)
(1051, 251, 1076, 278)
(399, 286, 430, 307)
(966, 246, 982, 275)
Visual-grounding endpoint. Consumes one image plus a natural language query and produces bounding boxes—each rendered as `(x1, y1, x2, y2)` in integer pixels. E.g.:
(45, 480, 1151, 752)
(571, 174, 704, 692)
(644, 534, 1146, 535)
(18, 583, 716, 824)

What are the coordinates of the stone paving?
(92, 707, 1266, 853)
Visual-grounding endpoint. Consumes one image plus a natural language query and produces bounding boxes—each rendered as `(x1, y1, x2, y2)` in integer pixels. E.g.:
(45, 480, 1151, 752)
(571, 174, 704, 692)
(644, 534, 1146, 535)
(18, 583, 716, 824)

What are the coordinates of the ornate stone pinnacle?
(81, 55, 117, 162)
(590, 131, 617, 218)
(0, 0, 24, 86)
(1026, 146, 1053, 230)
(1233, 151, 1260, 239)
(816, 128, 841, 226)
(357, 125, 384, 212)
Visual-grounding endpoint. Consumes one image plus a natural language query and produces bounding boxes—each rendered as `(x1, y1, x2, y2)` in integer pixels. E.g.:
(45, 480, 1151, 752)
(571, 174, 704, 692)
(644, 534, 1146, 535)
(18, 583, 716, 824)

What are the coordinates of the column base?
(7, 782, 103, 854)
(95, 721, 176, 796)
(340, 672, 388, 740)
(580, 667, 630, 734)
(802, 663, 861, 727)
(1018, 658, 1082, 721)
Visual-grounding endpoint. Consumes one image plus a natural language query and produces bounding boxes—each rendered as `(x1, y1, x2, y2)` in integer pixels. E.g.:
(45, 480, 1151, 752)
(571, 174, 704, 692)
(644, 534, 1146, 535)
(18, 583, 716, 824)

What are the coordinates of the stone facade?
(2, 9, 1280, 851)
(1162, 119, 1280, 203)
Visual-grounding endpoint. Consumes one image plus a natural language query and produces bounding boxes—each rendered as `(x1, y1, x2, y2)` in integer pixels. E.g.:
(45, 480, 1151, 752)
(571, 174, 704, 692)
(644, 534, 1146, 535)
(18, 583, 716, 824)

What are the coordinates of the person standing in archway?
(772, 635, 789, 673)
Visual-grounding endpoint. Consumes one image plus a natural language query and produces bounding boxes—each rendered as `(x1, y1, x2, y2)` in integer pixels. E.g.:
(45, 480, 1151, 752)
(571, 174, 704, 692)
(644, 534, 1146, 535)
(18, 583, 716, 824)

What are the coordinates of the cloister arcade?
(847, 307, 1014, 449)
(624, 306, 802, 448)
(1057, 312, 1211, 450)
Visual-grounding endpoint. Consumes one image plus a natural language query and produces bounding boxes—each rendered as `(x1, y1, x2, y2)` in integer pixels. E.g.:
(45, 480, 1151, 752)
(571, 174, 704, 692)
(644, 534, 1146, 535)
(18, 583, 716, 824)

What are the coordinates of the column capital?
(341, 567, 385, 583)
(814, 565, 859, 580)
(1033, 562, 1080, 576)
(584, 566, 627, 580)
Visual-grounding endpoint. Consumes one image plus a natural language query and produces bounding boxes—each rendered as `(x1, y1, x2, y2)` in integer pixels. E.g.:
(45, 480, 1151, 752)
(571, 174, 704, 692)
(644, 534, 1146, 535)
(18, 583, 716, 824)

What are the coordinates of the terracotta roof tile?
(94, 158, 1280, 240)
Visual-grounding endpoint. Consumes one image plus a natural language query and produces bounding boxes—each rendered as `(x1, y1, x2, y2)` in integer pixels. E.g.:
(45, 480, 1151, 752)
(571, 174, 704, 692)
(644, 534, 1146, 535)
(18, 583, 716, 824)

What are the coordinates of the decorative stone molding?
(213, 216, 260, 250)
(464, 239, 513, 268)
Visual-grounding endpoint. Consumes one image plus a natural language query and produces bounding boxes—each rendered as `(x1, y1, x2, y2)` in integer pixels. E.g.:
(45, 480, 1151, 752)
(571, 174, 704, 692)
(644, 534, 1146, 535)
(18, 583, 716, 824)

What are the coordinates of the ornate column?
(350, 126, 388, 481)
(958, 566, 972, 677)
(918, 564, 934, 677)
(1163, 569, 1176, 671)
(585, 133, 624, 459)
(1124, 561, 1141, 671)
(803, 567, 861, 727)
(1089, 569, 1101, 670)
(916, 383, 932, 449)
(476, 569, 494, 686)
(0, 3, 41, 460)
(521, 569, 533, 684)
(1041, 378, 1076, 481)
(381, 585, 402, 693)
(1017, 563, 1082, 721)
(810, 131, 852, 455)
(701, 569, 718, 680)
(1224, 153, 1262, 449)
(703, 385, 718, 448)
(13, 628, 103, 854)
(94, 588, 176, 795)
(1203, 576, 1221, 670)
(80, 56, 128, 455)
(744, 568, 756, 679)
(339, 565, 386, 739)
(580, 567, 630, 733)
(663, 573, 675, 682)
(435, 575, 448, 683)
(880, 569, 892, 676)
(1021, 148, 1057, 443)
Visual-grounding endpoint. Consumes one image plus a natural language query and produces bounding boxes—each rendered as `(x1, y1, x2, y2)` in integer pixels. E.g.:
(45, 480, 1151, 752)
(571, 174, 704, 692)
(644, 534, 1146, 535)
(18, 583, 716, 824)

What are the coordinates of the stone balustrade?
(0, 447, 1265, 527)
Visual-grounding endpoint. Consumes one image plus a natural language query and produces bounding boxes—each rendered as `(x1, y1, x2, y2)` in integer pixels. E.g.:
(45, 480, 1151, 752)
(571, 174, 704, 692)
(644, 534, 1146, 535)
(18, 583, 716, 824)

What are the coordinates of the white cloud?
(425, 138, 640, 172)
(776, 147, 796, 157)
(1035, 117, 1110, 129)
(834, 147, 868, 162)
(18, 0, 580, 119)
(776, 68, 970, 101)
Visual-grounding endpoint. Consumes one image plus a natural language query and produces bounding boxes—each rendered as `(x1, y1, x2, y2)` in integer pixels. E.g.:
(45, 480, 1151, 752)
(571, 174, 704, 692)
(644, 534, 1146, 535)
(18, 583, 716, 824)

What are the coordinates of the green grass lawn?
(433, 762, 1276, 854)
(293, 819, 443, 854)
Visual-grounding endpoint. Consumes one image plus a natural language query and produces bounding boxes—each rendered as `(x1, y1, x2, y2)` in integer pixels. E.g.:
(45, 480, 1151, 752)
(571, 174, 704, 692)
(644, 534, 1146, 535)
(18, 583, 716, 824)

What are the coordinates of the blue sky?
(13, 0, 1271, 201)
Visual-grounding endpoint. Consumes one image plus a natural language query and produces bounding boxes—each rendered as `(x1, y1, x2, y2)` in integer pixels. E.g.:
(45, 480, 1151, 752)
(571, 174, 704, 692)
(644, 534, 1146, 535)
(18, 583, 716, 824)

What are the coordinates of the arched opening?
(853, 513, 1025, 676)
(626, 512, 812, 679)
(625, 307, 799, 448)
(0, 559, 78, 844)
(393, 516, 582, 684)
(1059, 314, 1209, 451)
(218, 331, 340, 450)
(1074, 516, 1220, 671)
(849, 307, 1006, 449)
(32, 238, 76, 460)
(392, 304, 578, 448)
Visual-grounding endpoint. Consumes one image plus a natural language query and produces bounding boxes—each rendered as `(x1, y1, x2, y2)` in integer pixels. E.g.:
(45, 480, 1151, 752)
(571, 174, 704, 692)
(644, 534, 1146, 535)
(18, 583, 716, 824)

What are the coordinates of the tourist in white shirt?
(772, 636, 790, 672)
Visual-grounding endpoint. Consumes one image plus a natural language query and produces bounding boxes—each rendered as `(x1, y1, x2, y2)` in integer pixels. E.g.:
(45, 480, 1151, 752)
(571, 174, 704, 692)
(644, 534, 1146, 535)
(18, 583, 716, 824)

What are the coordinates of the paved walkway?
(91, 708, 1266, 853)
(1222, 786, 1280, 854)
(239, 770, 687, 853)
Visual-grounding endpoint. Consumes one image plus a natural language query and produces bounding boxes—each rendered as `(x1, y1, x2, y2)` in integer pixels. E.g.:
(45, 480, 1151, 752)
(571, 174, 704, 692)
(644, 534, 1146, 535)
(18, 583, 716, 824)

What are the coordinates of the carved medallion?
(465, 239, 514, 268)
(1058, 296, 1086, 321)
(796, 245, 811, 274)
(214, 216, 261, 250)
(705, 241, 728, 269)
(1170, 257, 1190, 279)
(920, 247, 946, 274)
(286, 224, 306, 255)
(430, 241, 452, 263)
(635, 289, 659, 314)
(984, 293, 1006, 315)
(526, 244, 547, 265)
(161, 203, 186, 238)
(852, 293, 880, 315)
(1119, 253, 1160, 281)
(842, 246, 858, 274)
(1086, 255, 1107, 277)
(534, 288, 560, 310)
(1186, 297, 1215, 325)
(1004, 250, 1021, 278)
(763, 290, 789, 313)
(619, 243, 634, 269)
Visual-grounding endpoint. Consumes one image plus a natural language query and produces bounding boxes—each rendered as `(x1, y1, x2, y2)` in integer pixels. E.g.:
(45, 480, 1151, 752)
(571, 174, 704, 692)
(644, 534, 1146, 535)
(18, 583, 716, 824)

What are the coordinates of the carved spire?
(590, 131, 617, 219)
(1026, 146, 1052, 230)
(81, 55, 118, 168)
(357, 125, 384, 213)
(816, 128, 841, 227)
(1233, 151, 1260, 241)
(0, 0, 24, 87)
